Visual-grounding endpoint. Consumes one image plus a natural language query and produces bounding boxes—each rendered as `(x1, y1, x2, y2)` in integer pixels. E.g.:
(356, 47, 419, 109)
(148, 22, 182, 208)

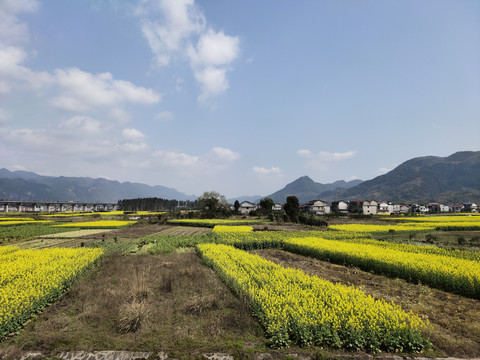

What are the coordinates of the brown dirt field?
(0, 253, 265, 359)
(253, 249, 480, 358)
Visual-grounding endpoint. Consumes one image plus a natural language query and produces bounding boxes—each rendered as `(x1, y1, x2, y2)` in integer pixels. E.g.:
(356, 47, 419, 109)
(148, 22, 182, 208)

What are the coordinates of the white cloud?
(51, 68, 161, 112)
(193, 66, 229, 103)
(109, 107, 132, 123)
(0, 46, 53, 92)
(189, 29, 239, 67)
(60, 116, 101, 134)
(209, 147, 240, 161)
(0, 0, 39, 45)
(375, 167, 392, 176)
(122, 128, 145, 142)
(298, 149, 358, 170)
(137, 0, 239, 103)
(139, 0, 205, 66)
(152, 150, 200, 169)
(253, 166, 283, 175)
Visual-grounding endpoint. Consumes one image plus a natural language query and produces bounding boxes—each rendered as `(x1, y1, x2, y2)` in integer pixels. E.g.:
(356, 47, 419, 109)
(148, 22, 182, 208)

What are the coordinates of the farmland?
(0, 212, 479, 359)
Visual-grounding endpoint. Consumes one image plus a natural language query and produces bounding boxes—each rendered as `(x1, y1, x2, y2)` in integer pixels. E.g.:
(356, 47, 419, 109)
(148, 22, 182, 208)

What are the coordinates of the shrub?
(425, 234, 437, 244)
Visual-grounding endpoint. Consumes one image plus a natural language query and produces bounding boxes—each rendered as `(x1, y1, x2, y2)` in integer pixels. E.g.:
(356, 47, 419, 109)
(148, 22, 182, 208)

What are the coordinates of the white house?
(302, 200, 331, 214)
(273, 203, 283, 211)
(392, 204, 409, 213)
(239, 201, 257, 215)
(349, 200, 378, 215)
(377, 202, 393, 214)
(331, 200, 349, 213)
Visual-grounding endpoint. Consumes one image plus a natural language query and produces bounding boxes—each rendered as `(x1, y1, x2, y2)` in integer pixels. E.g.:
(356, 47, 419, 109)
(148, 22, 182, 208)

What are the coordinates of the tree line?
(118, 197, 197, 212)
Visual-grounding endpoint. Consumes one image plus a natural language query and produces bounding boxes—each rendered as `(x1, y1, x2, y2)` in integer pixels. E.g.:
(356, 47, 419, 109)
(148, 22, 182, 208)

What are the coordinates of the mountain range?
(1, 151, 479, 204)
(0, 169, 195, 203)
(318, 151, 480, 204)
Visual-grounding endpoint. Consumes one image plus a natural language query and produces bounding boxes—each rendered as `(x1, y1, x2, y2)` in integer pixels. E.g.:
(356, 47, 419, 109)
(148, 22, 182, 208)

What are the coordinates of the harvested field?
(0, 252, 265, 359)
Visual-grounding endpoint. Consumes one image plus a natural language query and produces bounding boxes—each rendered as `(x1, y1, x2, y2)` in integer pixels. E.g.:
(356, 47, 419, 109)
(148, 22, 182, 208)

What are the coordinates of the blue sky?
(0, 0, 479, 198)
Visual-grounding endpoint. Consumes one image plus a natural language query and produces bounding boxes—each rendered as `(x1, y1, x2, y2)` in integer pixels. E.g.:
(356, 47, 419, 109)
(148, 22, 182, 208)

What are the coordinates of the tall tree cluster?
(118, 197, 197, 211)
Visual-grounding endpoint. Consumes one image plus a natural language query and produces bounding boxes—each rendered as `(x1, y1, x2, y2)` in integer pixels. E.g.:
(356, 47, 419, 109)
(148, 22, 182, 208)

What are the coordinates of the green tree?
(197, 191, 229, 216)
(284, 196, 300, 223)
(259, 197, 274, 216)
(234, 200, 240, 214)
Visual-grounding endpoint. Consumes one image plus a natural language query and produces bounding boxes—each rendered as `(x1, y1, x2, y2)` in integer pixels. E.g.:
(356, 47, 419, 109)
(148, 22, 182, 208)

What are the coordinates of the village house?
(273, 203, 283, 211)
(377, 201, 393, 214)
(463, 203, 478, 213)
(392, 204, 410, 213)
(238, 201, 257, 215)
(331, 200, 349, 213)
(349, 200, 378, 215)
(449, 204, 464, 213)
(301, 200, 331, 214)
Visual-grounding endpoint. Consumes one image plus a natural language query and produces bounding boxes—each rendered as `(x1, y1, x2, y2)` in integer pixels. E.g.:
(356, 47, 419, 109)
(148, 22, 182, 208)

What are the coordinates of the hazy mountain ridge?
(266, 176, 364, 204)
(319, 151, 480, 203)
(0, 169, 195, 202)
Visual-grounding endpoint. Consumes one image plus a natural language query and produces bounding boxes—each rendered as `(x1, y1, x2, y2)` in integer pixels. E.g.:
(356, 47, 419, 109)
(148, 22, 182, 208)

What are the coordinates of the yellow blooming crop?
(0, 246, 103, 339)
(0, 220, 53, 226)
(328, 223, 435, 233)
(197, 243, 430, 352)
(167, 219, 265, 227)
(212, 225, 253, 233)
(52, 220, 136, 228)
(389, 215, 480, 222)
(283, 237, 480, 299)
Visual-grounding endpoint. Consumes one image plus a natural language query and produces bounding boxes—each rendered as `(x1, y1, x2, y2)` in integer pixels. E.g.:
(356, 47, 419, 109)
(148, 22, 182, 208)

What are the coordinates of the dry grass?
(0, 252, 264, 358)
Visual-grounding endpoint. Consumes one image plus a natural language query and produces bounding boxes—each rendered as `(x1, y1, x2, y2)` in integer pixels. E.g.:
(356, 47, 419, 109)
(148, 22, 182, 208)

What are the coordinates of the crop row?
(283, 237, 480, 299)
(0, 246, 103, 339)
(197, 243, 430, 352)
(167, 219, 265, 227)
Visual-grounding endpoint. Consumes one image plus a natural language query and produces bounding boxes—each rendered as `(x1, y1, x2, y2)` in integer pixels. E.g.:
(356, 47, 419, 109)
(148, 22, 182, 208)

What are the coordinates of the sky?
(0, 0, 479, 199)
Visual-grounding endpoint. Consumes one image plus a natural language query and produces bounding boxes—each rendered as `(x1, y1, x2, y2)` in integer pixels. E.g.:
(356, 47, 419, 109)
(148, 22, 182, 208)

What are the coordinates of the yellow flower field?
(167, 218, 265, 227)
(283, 237, 480, 298)
(328, 223, 435, 233)
(0, 246, 103, 339)
(197, 243, 430, 352)
(212, 225, 253, 233)
(0, 220, 53, 226)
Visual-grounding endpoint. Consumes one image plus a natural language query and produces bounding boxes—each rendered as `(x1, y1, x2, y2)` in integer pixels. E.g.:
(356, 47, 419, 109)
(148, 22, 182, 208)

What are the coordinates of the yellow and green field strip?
(0, 246, 103, 339)
(212, 225, 253, 233)
(197, 243, 430, 352)
(167, 218, 265, 227)
(283, 237, 480, 299)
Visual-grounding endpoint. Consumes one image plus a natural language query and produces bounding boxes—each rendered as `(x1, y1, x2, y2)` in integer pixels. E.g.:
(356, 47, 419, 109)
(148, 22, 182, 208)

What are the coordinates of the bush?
(425, 234, 437, 244)
(457, 236, 467, 245)
(298, 213, 328, 227)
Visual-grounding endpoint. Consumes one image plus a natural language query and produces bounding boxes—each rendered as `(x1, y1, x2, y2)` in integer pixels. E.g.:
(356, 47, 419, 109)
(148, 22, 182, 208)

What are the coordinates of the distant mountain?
(227, 195, 263, 204)
(0, 169, 196, 202)
(320, 151, 480, 204)
(266, 176, 363, 204)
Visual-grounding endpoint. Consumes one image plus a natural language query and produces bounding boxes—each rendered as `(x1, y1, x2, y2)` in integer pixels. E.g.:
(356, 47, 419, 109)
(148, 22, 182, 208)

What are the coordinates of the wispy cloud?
(253, 166, 283, 176)
(0, 0, 39, 45)
(137, 0, 240, 104)
(375, 167, 392, 176)
(298, 149, 358, 170)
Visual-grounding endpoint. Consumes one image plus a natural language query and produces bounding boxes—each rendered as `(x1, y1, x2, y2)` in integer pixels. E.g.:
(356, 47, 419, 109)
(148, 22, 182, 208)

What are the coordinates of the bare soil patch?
(1, 253, 264, 359)
(253, 249, 480, 358)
